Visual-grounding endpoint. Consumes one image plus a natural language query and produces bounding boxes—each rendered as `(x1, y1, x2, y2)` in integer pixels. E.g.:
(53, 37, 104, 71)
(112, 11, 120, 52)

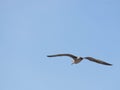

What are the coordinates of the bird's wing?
(47, 54, 77, 59)
(84, 57, 112, 66)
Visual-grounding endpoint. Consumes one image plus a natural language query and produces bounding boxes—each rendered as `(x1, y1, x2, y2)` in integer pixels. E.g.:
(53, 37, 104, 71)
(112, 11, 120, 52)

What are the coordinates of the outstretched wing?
(85, 57, 112, 66)
(47, 54, 77, 59)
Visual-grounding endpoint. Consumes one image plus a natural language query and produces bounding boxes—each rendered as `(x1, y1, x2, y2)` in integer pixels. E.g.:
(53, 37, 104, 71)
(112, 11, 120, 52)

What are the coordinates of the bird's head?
(77, 57, 83, 60)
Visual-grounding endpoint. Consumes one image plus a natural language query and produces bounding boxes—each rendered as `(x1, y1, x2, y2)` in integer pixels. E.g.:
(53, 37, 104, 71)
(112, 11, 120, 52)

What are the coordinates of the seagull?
(47, 54, 112, 66)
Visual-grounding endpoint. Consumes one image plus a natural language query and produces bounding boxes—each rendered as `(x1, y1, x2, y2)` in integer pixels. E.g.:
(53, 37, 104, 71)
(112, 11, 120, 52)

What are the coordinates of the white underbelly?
(73, 59, 82, 64)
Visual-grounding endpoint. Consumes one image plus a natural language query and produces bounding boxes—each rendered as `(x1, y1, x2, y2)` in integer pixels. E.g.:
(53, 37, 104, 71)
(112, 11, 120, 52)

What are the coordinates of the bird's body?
(71, 57, 83, 64)
(47, 53, 112, 66)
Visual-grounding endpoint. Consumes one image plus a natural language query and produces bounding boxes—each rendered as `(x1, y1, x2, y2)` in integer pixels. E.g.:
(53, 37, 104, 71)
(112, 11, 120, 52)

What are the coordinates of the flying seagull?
(47, 54, 112, 66)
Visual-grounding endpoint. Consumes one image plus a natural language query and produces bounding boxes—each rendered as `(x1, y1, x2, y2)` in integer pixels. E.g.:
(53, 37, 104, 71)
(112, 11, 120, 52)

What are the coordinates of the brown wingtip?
(47, 55, 50, 57)
(47, 55, 53, 57)
(103, 63, 112, 66)
(107, 64, 112, 66)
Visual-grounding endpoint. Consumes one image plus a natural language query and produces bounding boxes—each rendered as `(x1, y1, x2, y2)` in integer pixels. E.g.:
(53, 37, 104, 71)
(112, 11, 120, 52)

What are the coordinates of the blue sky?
(0, 0, 120, 90)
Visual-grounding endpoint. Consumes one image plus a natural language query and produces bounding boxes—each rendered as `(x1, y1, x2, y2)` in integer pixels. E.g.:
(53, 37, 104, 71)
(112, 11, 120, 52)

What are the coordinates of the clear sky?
(0, 0, 120, 90)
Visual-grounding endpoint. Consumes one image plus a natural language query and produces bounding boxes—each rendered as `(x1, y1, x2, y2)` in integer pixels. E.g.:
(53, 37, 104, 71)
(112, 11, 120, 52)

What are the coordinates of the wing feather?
(47, 54, 77, 59)
(85, 57, 112, 66)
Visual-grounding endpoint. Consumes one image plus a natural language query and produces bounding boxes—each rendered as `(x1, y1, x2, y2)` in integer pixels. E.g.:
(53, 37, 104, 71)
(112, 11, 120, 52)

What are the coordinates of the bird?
(47, 53, 112, 66)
